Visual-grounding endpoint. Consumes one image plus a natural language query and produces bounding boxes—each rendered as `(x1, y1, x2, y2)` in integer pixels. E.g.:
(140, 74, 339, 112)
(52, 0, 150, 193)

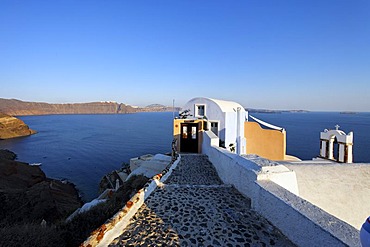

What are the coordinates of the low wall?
(285, 163, 370, 230)
(202, 131, 360, 247)
(202, 131, 298, 199)
(202, 131, 260, 201)
(81, 154, 181, 247)
(255, 180, 359, 247)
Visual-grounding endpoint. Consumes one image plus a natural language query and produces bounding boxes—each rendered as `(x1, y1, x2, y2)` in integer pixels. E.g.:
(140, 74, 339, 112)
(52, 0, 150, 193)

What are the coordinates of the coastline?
(0, 149, 83, 224)
(0, 114, 36, 139)
(0, 98, 180, 116)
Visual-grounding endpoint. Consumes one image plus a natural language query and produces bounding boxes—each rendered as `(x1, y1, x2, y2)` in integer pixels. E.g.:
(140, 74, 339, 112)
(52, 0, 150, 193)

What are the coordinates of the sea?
(1, 111, 369, 201)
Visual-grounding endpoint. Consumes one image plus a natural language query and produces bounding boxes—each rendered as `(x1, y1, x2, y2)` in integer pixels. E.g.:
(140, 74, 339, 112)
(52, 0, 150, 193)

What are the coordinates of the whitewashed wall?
(285, 163, 370, 230)
(202, 131, 360, 247)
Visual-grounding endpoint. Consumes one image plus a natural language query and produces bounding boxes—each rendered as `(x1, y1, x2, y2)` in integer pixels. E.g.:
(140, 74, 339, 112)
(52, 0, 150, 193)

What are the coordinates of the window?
(191, 126, 197, 139)
(196, 105, 205, 117)
(182, 126, 188, 138)
(210, 122, 219, 136)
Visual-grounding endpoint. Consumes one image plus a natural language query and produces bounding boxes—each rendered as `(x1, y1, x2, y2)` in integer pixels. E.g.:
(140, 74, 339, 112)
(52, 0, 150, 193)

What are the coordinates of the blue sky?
(0, 1, 369, 111)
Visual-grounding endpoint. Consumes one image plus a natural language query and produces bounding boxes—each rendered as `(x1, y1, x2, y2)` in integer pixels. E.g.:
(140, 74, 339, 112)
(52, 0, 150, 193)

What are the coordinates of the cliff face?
(0, 114, 37, 139)
(0, 99, 137, 116)
(0, 150, 82, 224)
(0, 98, 180, 116)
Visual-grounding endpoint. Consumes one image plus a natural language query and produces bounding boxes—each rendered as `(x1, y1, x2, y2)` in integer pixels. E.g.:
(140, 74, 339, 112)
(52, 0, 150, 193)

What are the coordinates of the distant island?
(246, 108, 309, 114)
(140, 104, 180, 113)
(0, 98, 181, 116)
(340, 111, 357, 114)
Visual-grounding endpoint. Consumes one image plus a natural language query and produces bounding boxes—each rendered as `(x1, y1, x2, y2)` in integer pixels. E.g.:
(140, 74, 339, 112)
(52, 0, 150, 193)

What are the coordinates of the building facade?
(174, 97, 291, 160)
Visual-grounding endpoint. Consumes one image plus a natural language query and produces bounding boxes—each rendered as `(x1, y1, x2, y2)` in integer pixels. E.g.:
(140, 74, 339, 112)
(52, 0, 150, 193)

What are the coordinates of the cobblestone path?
(110, 154, 296, 247)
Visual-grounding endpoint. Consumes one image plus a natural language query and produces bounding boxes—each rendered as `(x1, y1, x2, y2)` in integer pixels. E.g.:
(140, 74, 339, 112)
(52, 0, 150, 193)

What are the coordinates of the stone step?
(109, 154, 295, 247)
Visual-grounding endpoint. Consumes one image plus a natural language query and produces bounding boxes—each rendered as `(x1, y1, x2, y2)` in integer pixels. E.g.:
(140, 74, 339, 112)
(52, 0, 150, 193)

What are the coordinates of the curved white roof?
(189, 97, 246, 113)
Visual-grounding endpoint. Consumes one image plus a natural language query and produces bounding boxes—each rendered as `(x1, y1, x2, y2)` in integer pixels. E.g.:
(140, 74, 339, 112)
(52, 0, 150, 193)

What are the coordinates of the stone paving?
(110, 154, 296, 247)
(166, 154, 223, 185)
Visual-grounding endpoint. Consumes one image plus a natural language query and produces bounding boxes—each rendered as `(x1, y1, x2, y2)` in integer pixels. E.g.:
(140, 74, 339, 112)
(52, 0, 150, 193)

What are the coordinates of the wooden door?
(180, 123, 198, 153)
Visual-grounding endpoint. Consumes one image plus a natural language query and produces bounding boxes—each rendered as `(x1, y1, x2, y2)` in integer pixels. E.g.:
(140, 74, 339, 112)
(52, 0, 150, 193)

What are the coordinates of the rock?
(0, 114, 36, 139)
(0, 149, 17, 160)
(0, 157, 45, 190)
(0, 150, 82, 224)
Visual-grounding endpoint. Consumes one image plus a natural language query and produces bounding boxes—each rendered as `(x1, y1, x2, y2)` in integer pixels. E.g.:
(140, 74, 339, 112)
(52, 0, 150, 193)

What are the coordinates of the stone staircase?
(109, 154, 295, 246)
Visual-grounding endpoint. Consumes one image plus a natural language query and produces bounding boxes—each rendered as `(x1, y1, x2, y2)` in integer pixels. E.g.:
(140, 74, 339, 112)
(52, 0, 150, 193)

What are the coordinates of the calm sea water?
(1, 112, 369, 201)
(0, 113, 174, 201)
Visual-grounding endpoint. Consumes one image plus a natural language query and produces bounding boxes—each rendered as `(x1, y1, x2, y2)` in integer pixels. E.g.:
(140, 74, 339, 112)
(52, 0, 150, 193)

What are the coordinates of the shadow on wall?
(219, 128, 226, 147)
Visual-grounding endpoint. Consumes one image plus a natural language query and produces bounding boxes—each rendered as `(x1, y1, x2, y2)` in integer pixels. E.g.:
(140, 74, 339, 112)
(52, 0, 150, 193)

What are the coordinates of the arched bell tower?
(319, 125, 353, 163)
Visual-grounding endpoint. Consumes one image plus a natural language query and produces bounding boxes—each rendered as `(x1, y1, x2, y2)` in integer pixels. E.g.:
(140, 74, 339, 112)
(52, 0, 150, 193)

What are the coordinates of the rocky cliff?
(0, 98, 180, 116)
(0, 98, 137, 116)
(0, 149, 82, 225)
(0, 114, 37, 139)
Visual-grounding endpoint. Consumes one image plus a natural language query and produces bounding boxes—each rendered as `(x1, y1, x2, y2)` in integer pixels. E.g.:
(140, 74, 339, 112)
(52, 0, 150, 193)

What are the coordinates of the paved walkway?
(110, 154, 295, 247)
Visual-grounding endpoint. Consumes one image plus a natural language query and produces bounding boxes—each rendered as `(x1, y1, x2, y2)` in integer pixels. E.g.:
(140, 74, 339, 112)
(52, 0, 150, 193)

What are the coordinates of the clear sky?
(0, 1, 369, 111)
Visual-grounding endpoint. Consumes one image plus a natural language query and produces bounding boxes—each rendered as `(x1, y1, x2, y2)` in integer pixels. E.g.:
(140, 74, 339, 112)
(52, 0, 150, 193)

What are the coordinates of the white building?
(178, 97, 247, 154)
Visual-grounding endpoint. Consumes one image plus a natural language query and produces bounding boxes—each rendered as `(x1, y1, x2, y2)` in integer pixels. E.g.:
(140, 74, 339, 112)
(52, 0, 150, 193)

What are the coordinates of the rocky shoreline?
(0, 149, 82, 225)
(0, 114, 36, 139)
(0, 149, 151, 246)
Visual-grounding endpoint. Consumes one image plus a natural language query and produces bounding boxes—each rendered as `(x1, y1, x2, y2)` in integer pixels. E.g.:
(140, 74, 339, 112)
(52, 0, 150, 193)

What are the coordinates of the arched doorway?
(332, 136, 339, 161)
